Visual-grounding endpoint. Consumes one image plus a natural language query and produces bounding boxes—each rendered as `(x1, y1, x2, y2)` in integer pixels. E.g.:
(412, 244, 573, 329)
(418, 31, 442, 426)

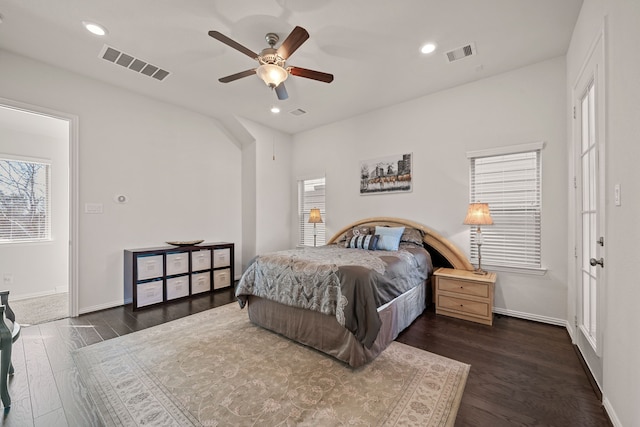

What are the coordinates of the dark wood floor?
(396, 312, 612, 426)
(3, 288, 610, 426)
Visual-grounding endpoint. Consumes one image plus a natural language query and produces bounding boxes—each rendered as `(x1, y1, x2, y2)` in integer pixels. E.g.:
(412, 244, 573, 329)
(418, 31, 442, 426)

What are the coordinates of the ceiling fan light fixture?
(256, 64, 288, 88)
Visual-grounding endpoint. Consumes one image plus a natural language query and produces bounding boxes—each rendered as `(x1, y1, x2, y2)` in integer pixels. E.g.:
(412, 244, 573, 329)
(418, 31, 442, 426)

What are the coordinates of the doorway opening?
(0, 100, 78, 325)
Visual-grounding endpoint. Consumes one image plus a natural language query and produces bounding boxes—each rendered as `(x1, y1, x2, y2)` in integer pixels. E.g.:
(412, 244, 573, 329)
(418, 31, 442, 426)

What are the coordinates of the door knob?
(590, 257, 604, 268)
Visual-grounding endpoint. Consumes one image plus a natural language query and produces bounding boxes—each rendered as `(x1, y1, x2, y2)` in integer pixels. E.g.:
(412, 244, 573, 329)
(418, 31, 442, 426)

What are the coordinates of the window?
(0, 157, 51, 243)
(298, 177, 325, 246)
(468, 143, 542, 270)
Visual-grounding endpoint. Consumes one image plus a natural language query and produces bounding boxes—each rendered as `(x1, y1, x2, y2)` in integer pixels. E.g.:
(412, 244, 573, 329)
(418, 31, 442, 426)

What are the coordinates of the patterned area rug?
(74, 303, 469, 426)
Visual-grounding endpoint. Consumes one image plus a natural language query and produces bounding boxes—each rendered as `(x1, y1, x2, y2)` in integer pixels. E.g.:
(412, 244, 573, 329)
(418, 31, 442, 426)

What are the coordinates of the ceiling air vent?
(289, 108, 307, 116)
(99, 45, 170, 81)
(445, 43, 476, 63)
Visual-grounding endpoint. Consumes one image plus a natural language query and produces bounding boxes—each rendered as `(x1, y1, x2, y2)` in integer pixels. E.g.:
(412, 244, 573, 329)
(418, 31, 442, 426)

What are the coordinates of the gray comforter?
(236, 244, 431, 348)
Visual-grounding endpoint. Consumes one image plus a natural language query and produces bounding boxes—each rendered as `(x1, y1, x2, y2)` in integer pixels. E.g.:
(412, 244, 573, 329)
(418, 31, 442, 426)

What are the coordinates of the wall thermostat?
(114, 194, 128, 203)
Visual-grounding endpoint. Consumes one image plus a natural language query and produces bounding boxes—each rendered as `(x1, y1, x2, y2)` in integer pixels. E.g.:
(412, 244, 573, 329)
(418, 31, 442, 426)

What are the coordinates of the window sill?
(482, 264, 547, 276)
(0, 238, 53, 246)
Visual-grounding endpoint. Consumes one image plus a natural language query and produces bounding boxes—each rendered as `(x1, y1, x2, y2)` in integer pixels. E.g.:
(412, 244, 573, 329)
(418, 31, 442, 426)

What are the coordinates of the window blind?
(0, 158, 51, 243)
(469, 150, 541, 269)
(298, 177, 326, 246)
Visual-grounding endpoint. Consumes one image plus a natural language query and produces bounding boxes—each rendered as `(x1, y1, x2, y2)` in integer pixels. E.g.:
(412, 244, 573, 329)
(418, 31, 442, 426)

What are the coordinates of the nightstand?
(433, 267, 497, 325)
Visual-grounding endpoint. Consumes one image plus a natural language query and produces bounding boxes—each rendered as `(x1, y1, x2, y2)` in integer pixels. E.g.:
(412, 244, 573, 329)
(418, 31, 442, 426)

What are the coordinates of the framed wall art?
(360, 153, 412, 195)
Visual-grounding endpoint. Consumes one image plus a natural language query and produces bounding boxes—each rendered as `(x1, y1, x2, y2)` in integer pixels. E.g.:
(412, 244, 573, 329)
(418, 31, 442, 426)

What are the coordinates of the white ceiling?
(0, 0, 583, 143)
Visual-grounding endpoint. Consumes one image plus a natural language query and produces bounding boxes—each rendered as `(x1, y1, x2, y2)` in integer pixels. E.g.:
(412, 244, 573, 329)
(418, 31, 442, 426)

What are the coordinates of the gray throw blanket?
(236, 245, 429, 348)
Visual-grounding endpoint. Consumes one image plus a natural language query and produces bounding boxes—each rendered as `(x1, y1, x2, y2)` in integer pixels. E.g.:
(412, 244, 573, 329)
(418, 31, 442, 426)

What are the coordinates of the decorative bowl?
(166, 240, 204, 247)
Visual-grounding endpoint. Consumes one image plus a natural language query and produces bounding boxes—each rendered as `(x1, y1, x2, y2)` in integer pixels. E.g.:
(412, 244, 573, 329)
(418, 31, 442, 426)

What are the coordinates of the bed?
(236, 217, 472, 367)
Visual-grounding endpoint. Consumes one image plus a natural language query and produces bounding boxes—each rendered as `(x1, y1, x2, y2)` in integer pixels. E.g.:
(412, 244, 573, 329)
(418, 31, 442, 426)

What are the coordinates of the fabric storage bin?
(191, 272, 211, 294)
(213, 269, 231, 289)
(166, 276, 189, 300)
(191, 249, 212, 271)
(213, 248, 231, 268)
(136, 281, 163, 307)
(136, 255, 163, 281)
(166, 252, 189, 276)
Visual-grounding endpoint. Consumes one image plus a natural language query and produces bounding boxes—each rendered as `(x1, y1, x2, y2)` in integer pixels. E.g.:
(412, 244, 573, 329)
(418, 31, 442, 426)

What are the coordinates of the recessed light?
(420, 42, 437, 55)
(270, 106, 281, 114)
(83, 21, 108, 36)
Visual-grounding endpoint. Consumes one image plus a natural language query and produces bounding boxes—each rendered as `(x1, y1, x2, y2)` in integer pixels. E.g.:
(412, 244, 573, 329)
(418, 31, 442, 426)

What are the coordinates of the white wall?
(238, 118, 292, 262)
(291, 57, 569, 323)
(0, 49, 242, 313)
(567, 1, 640, 425)
(241, 139, 257, 271)
(0, 116, 69, 299)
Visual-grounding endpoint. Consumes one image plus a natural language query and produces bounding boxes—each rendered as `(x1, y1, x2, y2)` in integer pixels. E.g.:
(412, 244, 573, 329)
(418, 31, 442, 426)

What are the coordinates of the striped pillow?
(347, 234, 379, 250)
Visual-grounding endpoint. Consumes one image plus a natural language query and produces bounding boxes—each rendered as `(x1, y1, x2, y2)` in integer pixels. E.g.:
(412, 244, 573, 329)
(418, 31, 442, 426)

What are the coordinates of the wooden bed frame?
(328, 217, 473, 271)
(246, 217, 473, 367)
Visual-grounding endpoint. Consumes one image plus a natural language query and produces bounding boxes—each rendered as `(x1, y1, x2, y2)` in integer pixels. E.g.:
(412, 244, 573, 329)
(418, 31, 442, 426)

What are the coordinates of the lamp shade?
(463, 203, 493, 225)
(256, 64, 288, 88)
(308, 208, 323, 224)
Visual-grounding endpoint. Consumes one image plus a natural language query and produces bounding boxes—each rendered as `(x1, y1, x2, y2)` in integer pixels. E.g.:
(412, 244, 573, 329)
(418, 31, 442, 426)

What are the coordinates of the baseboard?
(492, 307, 567, 327)
(602, 396, 622, 427)
(572, 343, 603, 400)
(78, 300, 126, 315)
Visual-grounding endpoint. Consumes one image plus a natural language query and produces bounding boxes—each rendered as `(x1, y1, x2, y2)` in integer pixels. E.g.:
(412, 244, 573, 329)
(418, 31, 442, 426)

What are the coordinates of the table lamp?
(463, 203, 493, 274)
(308, 208, 323, 247)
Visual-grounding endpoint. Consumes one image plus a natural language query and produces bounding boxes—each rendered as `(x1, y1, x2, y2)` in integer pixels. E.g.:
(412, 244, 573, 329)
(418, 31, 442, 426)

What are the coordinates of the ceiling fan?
(208, 26, 334, 101)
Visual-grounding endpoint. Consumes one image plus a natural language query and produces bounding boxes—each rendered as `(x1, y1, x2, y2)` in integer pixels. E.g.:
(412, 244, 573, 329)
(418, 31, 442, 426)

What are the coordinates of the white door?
(573, 31, 605, 382)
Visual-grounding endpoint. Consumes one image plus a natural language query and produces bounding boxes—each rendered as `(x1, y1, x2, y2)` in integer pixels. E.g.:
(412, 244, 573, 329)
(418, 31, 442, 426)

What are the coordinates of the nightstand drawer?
(438, 294, 491, 318)
(438, 277, 489, 298)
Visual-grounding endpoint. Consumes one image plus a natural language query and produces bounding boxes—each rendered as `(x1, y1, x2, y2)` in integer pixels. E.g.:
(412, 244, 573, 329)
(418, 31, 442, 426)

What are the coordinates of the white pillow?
(374, 226, 405, 251)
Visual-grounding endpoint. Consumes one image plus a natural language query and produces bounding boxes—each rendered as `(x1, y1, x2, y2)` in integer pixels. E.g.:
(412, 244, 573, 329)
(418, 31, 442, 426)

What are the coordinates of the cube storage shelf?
(124, 242, 234, 310)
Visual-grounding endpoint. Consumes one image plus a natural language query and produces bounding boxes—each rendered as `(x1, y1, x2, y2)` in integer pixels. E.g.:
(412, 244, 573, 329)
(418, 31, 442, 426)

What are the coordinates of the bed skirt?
(246, 281, 427, 368)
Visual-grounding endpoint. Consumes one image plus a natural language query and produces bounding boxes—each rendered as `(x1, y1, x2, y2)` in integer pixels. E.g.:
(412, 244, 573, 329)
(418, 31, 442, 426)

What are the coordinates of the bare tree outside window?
(0, 158, 51, 242)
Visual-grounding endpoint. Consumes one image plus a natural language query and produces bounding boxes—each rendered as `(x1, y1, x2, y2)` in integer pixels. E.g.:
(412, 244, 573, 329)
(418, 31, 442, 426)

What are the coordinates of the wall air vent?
(289, 108, 307, 116)
(99, 45, 170, 81)
(445, 43, 476, 63)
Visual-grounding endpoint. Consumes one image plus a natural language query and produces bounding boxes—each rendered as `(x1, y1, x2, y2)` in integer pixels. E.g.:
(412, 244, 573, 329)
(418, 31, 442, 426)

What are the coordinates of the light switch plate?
(614, 184, 621, 206)
(84, 203, 104, 214)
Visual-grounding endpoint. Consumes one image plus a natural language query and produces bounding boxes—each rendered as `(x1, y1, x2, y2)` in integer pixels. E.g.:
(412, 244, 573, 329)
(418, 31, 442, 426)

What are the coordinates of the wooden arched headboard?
(327, 217, 473, 271)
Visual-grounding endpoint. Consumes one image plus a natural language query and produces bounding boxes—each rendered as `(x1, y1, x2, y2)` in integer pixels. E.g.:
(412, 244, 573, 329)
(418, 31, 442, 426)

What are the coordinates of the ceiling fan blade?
(277, 26, 309, 60)
(218, 69, 256, 83)
(289, 67, 334, 83)
(208, 30, 258, 60)
(275, 83, 288, 100)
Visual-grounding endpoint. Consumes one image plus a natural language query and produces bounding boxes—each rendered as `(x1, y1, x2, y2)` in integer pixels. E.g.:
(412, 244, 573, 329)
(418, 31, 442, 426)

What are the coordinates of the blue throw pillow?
(375, 226, 405, 251)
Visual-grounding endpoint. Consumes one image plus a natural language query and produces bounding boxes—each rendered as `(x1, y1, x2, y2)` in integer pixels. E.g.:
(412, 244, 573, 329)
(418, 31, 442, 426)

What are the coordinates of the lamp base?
(473, 268, 488, 275)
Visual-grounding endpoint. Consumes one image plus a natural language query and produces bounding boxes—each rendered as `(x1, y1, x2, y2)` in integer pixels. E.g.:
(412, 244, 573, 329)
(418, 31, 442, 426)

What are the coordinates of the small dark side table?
(0, 291, 21, 412)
